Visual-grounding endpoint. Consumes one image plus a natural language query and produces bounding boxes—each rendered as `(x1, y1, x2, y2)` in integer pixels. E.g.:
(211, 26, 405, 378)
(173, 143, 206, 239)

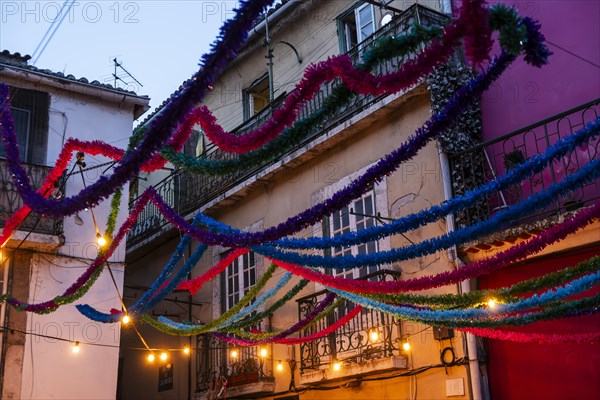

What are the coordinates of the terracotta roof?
(0, 49, 148, 98)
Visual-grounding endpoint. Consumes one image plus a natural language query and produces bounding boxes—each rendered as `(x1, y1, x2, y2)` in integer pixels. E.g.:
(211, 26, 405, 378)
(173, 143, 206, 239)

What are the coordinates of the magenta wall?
(479, 247, 600, 400)
(478, 0, 600, 140)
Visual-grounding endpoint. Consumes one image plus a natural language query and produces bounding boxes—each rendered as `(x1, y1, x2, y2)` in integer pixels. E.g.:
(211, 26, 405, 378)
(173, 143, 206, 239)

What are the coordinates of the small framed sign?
(158, 363, 173, 392)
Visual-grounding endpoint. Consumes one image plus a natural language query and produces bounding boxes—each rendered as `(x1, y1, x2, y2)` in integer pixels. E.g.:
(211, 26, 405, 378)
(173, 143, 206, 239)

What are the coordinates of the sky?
(0, 1, 244, 122)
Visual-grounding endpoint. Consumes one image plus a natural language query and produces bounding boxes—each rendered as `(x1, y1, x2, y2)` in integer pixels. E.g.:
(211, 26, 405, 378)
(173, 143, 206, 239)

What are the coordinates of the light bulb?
(96, 233, 107, 247)
(487, 299, 497, 308)
(402, 341, 411, 351)
(72, 341, 80, 353)
(332, 361, 342, 371)
(369, 329, 379, 343)
(147, 353, 155, 362)
(122, 315, 130, 324)
(276, 361, 284, 371)
(183, 346, 190, 355)
(230, 349, 238, 359)
(160, 352, 168, 361)
(259, 348, 268, 358)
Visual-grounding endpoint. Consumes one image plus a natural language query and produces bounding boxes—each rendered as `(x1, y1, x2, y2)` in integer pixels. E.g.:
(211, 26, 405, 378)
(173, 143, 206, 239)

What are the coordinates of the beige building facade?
(122, 1, 475, 399)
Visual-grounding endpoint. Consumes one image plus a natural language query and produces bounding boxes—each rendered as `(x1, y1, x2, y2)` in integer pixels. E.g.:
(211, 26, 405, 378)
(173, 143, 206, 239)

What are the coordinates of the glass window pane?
(341, 208, 350, 227)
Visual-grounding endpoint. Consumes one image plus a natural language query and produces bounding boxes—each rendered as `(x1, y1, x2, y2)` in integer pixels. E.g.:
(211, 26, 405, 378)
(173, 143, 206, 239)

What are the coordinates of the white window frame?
(225, 251, 256, 311)
(328, 190, 380, 280)
(312, 164, 391, 291)
(340, 2, 376, 53)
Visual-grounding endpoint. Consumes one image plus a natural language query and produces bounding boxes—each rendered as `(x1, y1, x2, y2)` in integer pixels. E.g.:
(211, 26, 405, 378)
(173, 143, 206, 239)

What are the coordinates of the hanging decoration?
(1, 0, 598, 347)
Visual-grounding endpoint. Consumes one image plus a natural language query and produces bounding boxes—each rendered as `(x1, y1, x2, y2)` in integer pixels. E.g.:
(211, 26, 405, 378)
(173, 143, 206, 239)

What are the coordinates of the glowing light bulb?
(160, 352, 168, 361)
(183, 346, 190, 355)
(122, 315, 130, 324)
(230, 349, 238, 359)
(96, 233, 107, 247)
(332, 361, 342, 371)
(487, 299, 497, 308)
(402, 341, 411, 351)
(72, 341, 80, 353)
(276, 361, 284, 371)
(147, 353, 155, 362)
(369, 329, 379, 343)
(259, 348, 268, 358)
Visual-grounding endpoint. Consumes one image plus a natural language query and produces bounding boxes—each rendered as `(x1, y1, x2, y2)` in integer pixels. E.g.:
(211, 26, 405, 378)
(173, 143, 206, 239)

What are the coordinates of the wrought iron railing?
(126, 4, 449, 249)
(0, 158, 64, 236)
(296, 269, 402, 372)
(196, 330, 274, 394)
(448, 98, 600, 228)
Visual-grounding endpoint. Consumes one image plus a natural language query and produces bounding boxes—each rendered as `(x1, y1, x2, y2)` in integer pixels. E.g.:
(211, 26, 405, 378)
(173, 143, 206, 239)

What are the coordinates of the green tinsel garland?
(488, 4, 527, 56)
(218, 277, 310, 331)
(142, 264, 277, 335)
(413, 294, 600, 329)
(228, 297, 346, 340)
(161, 25, 444, 175)
(365, 257, 600, 309)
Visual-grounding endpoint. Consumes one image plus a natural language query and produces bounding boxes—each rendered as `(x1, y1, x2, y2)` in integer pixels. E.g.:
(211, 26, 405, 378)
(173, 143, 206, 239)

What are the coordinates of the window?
(243, 74, 270, 120)
(226, 251, 256, 310)
(223, 251, 259, 376)
(327, 189, 380, 280)
(312, 163, 391, 291)
(0, 87, 49, 165)
(338, 2, 376, 53)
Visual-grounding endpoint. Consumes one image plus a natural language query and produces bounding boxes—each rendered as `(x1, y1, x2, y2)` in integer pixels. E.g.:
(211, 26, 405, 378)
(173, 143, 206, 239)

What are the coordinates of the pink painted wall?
(480, 0, 600, 140)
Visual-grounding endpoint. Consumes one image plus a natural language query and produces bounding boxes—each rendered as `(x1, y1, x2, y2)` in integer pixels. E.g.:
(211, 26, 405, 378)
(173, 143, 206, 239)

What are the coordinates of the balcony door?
(339, 2, 376, 53)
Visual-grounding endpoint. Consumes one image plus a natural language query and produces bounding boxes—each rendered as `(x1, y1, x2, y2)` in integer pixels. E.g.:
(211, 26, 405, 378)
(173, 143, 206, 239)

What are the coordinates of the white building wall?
(0, 75, 141, 399)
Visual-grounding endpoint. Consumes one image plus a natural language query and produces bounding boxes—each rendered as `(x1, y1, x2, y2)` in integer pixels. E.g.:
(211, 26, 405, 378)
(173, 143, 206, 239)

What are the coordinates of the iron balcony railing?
(296, 269, 402, 373)
(196, 330, 274, 394)
(448, 98, 600, 228)
(0, 158, 64, 237)
(126, 4, 449, 249)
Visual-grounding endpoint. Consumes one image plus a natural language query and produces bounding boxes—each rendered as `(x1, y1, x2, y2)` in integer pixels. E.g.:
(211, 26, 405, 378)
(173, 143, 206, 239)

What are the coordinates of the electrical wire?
(0, 325, 193, 352)
(31, 0, 77, 65)
(546, 40, 600, 69)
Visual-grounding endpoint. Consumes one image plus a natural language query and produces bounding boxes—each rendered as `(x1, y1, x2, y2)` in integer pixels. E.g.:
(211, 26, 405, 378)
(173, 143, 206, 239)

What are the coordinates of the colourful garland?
(144, 291, 337, 337)
(220, 278, 310, 331)
(462, 328, 600, 344)
(254, 158, 600, 268)
(328, 271, 600, 321)
(216, 271, 294, 328)
(267, 202, 600, 293)
(365, 256, 600, 308)
(3, 0, 594, 347)
(415, 294, 600, 329)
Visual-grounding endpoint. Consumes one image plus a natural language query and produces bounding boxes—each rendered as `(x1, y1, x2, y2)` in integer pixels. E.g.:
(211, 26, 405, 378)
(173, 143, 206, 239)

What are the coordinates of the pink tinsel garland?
(463, 327, 600, 344)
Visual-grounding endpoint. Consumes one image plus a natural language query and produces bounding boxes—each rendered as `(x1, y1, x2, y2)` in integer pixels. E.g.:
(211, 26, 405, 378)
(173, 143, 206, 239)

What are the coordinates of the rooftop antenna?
(112, 58, 143, 90)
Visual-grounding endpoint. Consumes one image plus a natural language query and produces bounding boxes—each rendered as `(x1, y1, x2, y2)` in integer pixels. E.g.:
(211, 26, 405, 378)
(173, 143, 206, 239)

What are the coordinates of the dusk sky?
(1, 1, 244, 122)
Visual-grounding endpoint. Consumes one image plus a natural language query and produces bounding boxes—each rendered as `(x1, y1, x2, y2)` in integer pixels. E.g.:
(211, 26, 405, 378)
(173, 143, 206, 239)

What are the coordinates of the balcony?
(0, 158, 64, 238)
(296, 270, 407, 384)
(126, 4, 449, 250)
(448, 98, 600, 229)
(195, 332, 275, 399)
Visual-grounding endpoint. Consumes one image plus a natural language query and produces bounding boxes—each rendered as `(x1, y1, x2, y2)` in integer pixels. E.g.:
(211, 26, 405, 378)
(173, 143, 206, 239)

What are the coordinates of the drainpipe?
(438, 147, 483, 400)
